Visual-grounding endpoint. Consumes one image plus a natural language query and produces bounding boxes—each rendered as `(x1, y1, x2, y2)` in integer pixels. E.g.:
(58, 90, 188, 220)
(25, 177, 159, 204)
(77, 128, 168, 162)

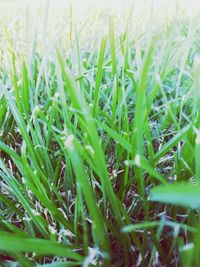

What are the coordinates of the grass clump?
(1, 2, 200, 266)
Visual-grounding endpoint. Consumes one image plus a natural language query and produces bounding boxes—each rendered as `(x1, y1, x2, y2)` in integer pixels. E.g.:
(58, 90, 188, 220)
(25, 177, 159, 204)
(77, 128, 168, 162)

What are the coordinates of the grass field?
(1, 1, 200, 266)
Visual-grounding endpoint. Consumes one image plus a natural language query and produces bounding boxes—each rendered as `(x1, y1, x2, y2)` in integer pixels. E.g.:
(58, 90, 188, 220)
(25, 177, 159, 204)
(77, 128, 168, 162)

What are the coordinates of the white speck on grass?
(64, 135, 74, 150)
(34, 106, 41, 114)
(83, 247, 99, 267)
(195, 130, 200, 144)
(51, 92, 60, 102)
(21, 177, 26, 184)
(124, 160, 134, 166)
(58, 229, 75, 243)
(112, 169, 118, 178)
(180, 243, 194, 252)
(85, 145, 94, 155)
(58, 208, 68, 219)
(60, 229, 75, 237)
(135, 154, 141, 167)
(194, 55, 200, 68)
(155, 73, 161, 83)
(124, 160, 129, 166)
(122, 131, 128, 136)
(54, 92, 60, 98)
(23, 216, 31, 222)
(48, 225, 57, 235)
(31, 209, 40, 216)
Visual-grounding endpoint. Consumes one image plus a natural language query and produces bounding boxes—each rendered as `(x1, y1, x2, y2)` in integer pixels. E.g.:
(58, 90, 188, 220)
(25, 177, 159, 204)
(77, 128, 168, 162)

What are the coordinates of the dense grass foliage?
(1, 3, 200, 266)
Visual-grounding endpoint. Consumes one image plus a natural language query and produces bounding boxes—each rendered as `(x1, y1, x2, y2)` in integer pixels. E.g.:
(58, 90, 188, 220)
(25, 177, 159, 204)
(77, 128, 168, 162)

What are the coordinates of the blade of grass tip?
(6, 30, 22, 115)
(0, 232, 83, 261)
(167, 224, 182, 261)
(56, 51, 89, 115)
(0, 194, 24, 220)
(149, 182, 200, 209)
(3, 85, 54, 182)
(75, 28, 83, 91)
(153, 123, 191, 162)
(0, 140, 22, 164)
(148, 217, 169, 266)
(156, 74, 179, 129)
(180, 243, 194, 267)
(109, 16, 117, 76)
(1, 137, 72, 235)
(3, 86, 38, 164)
(114, 197, 145, 255)
(132, 42, 154, 197)
(121, 27, 130, 138)
(111, 75, 117, 127)
(74, 188, 89, 254)
(122, 221, 196, 234)
(98, 121, 132, 153)
(125, 155, 167, 184)
(0, 160, 49, 237)
(64, 135, 110, 262)
(12, 52, 22, 114)
(174, 33, 193, 113)
(144, 121, 155, 163)
(30, 39, 37, 88)
(56, 53, 139, 260)
(34, 54, 44, 106)
(55, 59, 72, 128)
(133, 42, 154, 156)
(0, 213, 27, 236)
(93, 36, 106, 118)
(57, 52, 123, 222)
(22, 61, 30, 116)
(32, 112, 55, 178)
(146, 38, 190, 116)
(119, 28, 133, 194)
(21, 160, 75, 234)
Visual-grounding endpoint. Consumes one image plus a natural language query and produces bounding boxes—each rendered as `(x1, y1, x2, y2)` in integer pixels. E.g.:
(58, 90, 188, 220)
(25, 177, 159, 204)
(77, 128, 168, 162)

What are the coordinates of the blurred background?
(0, 0, 199, 65)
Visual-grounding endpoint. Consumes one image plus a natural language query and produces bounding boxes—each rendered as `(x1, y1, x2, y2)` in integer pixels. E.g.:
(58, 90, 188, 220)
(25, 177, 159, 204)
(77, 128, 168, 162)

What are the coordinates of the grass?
(1, 1, 200, 266)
